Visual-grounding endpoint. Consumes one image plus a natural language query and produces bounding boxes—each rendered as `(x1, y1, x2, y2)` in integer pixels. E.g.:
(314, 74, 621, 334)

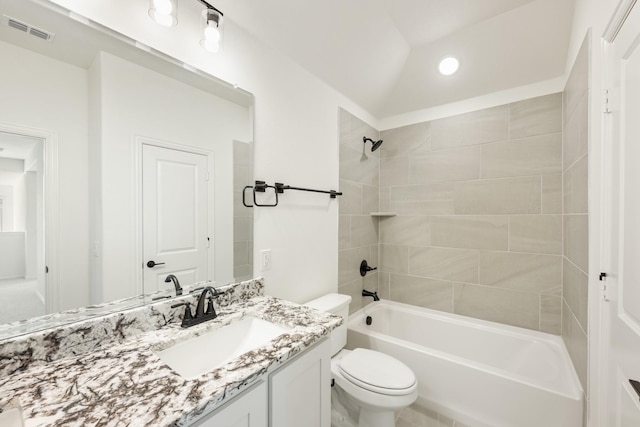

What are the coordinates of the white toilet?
(305, 294, 417, 427)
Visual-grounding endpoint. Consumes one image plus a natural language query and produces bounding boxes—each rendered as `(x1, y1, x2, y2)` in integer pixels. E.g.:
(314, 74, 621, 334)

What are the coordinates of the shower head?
(363, 136, 383, 152)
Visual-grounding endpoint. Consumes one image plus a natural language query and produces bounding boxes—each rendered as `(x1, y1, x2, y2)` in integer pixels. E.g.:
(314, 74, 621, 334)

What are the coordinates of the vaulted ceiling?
(215, 0, 576, 118)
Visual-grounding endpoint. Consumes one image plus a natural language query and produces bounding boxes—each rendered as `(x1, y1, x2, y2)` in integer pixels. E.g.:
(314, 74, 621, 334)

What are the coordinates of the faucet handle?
(206, 297, 216, 315)
(171, 301, 194, 321)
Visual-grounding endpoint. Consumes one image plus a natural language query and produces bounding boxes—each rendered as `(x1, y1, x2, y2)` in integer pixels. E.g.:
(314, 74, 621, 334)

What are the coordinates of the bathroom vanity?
(190, 340, 330, 427)
(0, 279, 339, 426)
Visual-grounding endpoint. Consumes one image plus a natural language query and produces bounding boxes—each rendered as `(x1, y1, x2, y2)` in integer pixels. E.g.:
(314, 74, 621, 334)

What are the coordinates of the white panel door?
(604, 2, 640, 425)
(142, 144, 209, 294)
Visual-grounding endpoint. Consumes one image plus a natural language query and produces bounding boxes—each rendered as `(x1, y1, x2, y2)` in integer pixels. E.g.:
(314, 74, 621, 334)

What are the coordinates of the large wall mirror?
(0, 0, 254, 338)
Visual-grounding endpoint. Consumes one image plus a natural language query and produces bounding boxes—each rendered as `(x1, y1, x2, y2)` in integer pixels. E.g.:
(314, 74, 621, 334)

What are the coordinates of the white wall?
(0, 185, 14, 231)
(92, 51, 251, 302)
(0, 232, 25, 279)
(47, 0, 376, 304)
(0, 40, 89, 310)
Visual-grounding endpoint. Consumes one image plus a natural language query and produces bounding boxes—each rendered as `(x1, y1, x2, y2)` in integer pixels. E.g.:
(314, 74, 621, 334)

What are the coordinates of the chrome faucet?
(171, 286, 220, 328)
(164, 274, 183, 296)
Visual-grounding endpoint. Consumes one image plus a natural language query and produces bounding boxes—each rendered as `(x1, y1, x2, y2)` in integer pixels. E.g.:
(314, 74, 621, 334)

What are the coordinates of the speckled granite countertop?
(0, 296, 340, 427)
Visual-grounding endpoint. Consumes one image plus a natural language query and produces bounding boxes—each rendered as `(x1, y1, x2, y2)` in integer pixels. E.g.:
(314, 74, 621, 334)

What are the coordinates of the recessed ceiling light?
(439, 57, 459, 76)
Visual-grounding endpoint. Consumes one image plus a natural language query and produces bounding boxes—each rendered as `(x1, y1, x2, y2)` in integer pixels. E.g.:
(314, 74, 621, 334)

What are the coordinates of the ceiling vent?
(2, 15, 55, 42)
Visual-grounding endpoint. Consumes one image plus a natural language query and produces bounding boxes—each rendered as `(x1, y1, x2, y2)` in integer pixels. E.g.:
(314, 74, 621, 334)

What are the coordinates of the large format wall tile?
(431, 215, 509, 250)
(409, 247, 478, 283)
(562, 300, 588, 394)
(481, 133, 562, 179)
(542, 174, 563, 214)
(453, 177, 541, 215)
(339, 179, 363, 215)
(564, 95, 589, 171)
(563, 39, 589, 125)
(381, 157, 411, 186)
(379, 216, 430, 246)
(410, 146, 481, 184)
(340, 144, 379, 186)
(340, 107, 380, 155)
(380, 122, 430, 159)
(389, 183, 455, 215)
(564, 214, 589, 273)
(350, 215, 378, 247)
(389, 274, 453, 312)
(562, 33, 589, 394)
(380, 244, 409, 274)
(540, 294, 562, 334)
(509, 215, 562, 254)
(564, 154, 588, 214)
(478, 251, 561, 294)
(563, 257, 589, 332)
(430, 105, 509, 150)
(453, 283, 539, 330)
(339, 245, 376, 286)
(509, 93, 562, 139)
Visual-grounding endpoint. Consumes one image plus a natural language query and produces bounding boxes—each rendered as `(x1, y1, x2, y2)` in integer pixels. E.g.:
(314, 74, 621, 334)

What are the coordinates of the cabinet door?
(269, 339, 331, 427)
(190, 380, 267, 427)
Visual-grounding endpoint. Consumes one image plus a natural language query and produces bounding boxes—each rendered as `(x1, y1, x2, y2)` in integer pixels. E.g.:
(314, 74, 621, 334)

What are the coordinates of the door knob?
(146, 260, 165, 268)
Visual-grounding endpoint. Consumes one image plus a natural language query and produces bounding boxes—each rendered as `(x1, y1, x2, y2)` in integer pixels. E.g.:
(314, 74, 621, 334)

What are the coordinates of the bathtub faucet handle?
(360, 260, 378, 277)
(362, 289, 380, 301)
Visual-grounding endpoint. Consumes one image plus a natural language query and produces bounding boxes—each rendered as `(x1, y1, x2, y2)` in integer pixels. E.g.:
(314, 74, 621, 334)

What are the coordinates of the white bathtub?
(346, 300, 583, 427)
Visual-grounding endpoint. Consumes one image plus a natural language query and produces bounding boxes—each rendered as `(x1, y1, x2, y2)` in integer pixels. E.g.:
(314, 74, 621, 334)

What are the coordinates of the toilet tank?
(304, 293, 351, 356)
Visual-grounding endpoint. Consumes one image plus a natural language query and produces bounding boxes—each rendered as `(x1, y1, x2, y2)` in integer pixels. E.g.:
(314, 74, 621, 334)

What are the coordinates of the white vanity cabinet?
(186, 338, 331, 427)
(269, 338, 331, 427)
(189, 381, 267, 427)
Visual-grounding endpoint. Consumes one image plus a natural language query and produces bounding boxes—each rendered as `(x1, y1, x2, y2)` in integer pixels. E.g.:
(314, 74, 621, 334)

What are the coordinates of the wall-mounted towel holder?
(243, 180, 342, 207)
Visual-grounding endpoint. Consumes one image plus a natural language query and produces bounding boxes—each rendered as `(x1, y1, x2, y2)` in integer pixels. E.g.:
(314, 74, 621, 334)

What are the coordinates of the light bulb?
(204, 22, 220, 42)
(153, 0, 173, 15)
(439, 57, 459, 76)
(149, 0, 177, 27)
(201, 39, 220, 53)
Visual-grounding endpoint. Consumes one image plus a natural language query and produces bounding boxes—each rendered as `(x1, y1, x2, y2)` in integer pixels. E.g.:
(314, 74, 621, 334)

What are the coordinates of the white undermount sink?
(155, 316, 290, 380)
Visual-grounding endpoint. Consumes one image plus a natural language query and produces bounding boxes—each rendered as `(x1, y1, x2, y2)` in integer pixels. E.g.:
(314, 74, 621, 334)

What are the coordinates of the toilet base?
(332, 382, 401, 427)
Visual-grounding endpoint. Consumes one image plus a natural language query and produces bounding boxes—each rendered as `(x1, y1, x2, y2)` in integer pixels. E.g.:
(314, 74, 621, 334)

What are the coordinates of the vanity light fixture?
(148, 0, 224, 53)
(200, 6, 223, 53)
(438, 56, 459, 76)
(148, 0, 178, 27)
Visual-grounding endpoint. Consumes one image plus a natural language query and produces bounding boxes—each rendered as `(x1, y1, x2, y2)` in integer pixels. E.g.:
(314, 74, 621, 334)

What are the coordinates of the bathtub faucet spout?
(362, 289, 380, 301)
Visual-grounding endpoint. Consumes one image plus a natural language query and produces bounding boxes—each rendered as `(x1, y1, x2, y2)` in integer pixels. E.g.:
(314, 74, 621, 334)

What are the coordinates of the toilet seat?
(337, 348, 416, 396)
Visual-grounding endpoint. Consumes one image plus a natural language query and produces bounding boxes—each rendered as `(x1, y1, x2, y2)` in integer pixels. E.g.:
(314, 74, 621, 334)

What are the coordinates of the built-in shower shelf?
(370, 212, 397, 217)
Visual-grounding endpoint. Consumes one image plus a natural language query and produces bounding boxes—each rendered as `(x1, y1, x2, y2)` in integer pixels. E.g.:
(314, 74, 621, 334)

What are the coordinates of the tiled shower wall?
(561, 35, 590, 402)
(340, 93, 566, 333)
(377, 95, 563, 333)
(233, 140, 254, 279)
(338, 109, 381, 314)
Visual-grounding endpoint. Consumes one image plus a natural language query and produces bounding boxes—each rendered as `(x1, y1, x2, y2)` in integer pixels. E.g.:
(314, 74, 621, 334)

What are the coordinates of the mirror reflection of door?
(142, 143, 211, 294)
(0, 131, 45, 323)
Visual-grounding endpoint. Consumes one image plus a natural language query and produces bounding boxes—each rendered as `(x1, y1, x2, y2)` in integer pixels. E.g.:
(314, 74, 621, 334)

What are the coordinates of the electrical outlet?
(260, 249, 272, 272)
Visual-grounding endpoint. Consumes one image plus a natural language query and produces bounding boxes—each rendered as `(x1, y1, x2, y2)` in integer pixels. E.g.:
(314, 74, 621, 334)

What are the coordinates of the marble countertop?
(0, 296, 340, 427)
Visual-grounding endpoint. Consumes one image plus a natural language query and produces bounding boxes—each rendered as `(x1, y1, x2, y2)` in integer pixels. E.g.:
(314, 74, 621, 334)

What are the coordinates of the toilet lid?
(338, 348, 416, 393)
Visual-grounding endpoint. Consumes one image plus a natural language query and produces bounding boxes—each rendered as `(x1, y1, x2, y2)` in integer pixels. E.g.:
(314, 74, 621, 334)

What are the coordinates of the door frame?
(596, 0, 640, 424)
(134, 135, 214, 296)
(0, 121, 59, 313)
